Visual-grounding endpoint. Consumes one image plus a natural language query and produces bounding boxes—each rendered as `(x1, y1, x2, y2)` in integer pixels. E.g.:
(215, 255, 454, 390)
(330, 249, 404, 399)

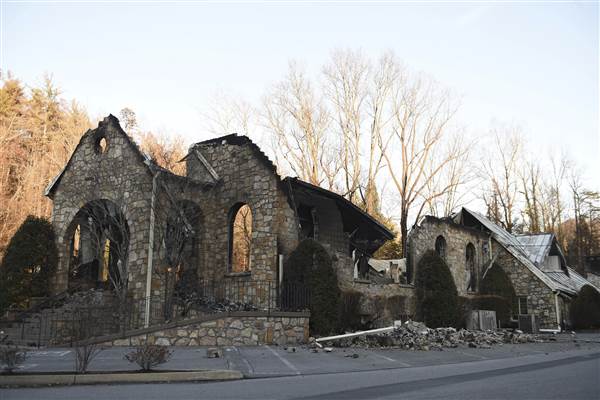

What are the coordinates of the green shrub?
(338, 290, 364, 332)
(283, 239, 340, 335)
(414, 250, 459, 328)
(0, 216, 58, 311)
(570, 285, 600, 329)
(480, 263, 517, 323)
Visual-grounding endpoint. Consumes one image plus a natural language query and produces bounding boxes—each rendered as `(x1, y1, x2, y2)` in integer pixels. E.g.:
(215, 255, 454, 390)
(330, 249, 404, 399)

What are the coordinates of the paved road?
(2, 349, 599, 399)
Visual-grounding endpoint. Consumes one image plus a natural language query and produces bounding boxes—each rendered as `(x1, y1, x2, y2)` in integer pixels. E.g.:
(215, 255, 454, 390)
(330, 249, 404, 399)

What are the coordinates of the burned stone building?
(407, 208, 600, 330)
(45, 115, 400, 317)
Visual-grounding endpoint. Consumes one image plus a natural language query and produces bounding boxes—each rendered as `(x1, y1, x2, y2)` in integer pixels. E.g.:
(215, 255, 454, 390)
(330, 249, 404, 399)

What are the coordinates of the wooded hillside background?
(1, 51, 598, 272)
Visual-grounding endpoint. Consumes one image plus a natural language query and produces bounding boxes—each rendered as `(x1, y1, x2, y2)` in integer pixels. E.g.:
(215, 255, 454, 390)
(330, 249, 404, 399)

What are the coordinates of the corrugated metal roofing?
(514, 234, 554, 266)
(546, 267, 600, 294)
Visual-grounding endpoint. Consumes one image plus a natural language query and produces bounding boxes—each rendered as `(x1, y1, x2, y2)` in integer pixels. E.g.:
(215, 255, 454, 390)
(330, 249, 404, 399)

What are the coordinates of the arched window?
(466, 243, 476, 291)
(96, 136, 108, 154)
(229, 203, 252, 273)
(435, 235, 446, 259)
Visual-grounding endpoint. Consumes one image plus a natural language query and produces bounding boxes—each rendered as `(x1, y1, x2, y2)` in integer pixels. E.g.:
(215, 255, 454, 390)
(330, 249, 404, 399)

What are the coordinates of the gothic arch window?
(229, 203, 252, 273)
(435, 235, 446, 259)
(466, 243, 476, 291)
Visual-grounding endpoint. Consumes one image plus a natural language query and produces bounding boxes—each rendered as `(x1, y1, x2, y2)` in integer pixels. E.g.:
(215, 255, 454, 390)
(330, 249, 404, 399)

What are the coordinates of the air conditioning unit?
(518, 314, 538, 333)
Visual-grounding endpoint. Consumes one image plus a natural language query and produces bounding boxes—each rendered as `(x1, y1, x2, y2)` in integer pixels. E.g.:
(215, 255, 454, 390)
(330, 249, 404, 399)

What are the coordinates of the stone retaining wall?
(100, 313, 310, 347)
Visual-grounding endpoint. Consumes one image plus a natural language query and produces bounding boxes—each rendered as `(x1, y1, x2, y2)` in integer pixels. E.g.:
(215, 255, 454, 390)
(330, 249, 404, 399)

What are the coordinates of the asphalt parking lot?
(15, 333, 600, 378)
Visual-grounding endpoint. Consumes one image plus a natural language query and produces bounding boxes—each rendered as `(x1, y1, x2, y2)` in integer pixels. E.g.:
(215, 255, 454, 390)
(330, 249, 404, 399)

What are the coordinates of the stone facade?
(494, 244, 559, 328)
(46, 115, 394, 324)
(47, 117, 155, 297)
(407, 211, 574, 329)
(102, 313, 309, 347)
(408, 216, 490, 296)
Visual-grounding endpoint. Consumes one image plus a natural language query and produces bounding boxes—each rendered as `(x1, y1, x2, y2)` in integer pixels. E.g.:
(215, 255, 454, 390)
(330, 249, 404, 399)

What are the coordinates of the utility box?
(466, 310, 497, 331)
(518, 314, 538, 333)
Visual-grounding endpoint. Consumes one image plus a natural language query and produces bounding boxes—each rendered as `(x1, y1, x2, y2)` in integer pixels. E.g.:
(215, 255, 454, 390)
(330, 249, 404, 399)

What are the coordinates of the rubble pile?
(323, 321, 544, 351)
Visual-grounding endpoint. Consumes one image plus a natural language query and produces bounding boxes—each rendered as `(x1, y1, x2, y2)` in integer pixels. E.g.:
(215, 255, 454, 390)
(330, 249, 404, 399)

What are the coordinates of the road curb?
(0, 369, 243, 388)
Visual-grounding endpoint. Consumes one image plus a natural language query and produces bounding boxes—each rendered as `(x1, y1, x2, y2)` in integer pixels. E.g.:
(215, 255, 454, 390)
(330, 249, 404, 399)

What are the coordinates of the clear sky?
(2, 1, 599, 187)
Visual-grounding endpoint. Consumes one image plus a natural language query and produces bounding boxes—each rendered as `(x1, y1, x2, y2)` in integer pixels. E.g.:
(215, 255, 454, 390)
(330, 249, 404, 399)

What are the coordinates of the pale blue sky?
(2, 1, 599, 187)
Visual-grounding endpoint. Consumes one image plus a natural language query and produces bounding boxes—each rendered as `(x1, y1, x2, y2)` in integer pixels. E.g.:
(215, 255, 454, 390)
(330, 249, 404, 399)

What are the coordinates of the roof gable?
(45, 115, 156, 197)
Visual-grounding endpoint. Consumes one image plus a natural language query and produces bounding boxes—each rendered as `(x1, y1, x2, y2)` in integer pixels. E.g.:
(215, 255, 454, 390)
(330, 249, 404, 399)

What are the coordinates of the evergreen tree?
(415, 250, 459, 328)
(0, 216, 58, 309)
(283, 239, 340, 335)
(570, 285, 600, 329)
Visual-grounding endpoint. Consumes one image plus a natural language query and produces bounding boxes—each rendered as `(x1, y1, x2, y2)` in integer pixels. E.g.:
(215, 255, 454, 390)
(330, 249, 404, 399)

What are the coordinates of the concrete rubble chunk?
(206, 347, 223, 358)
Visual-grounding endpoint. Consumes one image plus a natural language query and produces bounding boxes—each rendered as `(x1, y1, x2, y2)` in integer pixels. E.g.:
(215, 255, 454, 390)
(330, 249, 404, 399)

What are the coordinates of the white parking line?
(265, 345, 301, 375)
(229, 346, 255, 375)
(370, 353, 411, 367)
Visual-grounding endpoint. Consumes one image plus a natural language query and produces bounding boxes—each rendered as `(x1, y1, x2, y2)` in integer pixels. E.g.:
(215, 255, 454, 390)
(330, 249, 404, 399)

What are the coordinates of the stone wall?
(182, 138, 299, 284)
(101, 313, 310, 347)
(408, 217, 490, 295)
(346, 282, 416, 325)
(494, 244, 559, 329)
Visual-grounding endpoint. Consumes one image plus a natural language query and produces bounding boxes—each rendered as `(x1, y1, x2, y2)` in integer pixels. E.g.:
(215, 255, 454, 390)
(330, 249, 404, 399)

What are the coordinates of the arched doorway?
(65, 199, 130, 293)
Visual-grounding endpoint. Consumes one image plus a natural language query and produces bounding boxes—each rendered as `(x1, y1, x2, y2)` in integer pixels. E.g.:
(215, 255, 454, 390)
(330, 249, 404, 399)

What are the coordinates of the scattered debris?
(286, 347, 297, 353)
(313, 321, 545, 351)
(324, 347, 334, 353)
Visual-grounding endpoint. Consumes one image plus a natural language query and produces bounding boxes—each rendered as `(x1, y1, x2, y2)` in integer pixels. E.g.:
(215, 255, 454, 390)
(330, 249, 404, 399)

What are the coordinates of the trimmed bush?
(570, 285, 600, 329)
(414, 250, 459, 328)
(480, 263, 517, 326)
(283, 239, 340, 335)
(0, 216, 57, 310)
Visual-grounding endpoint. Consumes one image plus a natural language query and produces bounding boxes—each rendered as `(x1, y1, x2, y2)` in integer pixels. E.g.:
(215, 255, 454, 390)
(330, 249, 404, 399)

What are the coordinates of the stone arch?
(466, 242, 476, 291)
(435, 235, 447, 259)
(228, 202, 253, 273)
(62, 199, 130, 292)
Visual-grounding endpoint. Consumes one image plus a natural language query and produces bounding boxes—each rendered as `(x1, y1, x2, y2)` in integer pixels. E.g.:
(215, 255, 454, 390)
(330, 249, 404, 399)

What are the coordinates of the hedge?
(480, 263, 517, 325)
(415, 250, 459, 328)
(570, 285, 600, 329)
(283, 239, 340, 335)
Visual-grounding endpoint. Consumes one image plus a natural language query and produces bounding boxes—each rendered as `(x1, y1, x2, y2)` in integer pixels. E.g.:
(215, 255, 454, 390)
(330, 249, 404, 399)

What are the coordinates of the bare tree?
(378, 70, 463, 254)
(480, 124, 523, 233)
(78, 200, 130, 303)
(519, 159, 542, 233)
(423, 133, 474, 217)
(263, 62, 339, 189)
(201, 92, 255, 136)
